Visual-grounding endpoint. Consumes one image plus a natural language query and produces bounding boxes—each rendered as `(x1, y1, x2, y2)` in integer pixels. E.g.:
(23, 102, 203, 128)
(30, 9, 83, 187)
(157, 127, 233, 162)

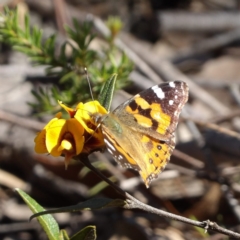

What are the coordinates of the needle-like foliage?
(0, 8, 133, 114)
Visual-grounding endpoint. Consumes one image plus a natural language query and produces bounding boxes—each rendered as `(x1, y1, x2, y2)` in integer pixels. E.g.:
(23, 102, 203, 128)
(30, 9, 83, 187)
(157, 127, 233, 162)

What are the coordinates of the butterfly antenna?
(84, 67, 94, 101)
(83, 67, 100, 144)
(84, 67, 98, 114)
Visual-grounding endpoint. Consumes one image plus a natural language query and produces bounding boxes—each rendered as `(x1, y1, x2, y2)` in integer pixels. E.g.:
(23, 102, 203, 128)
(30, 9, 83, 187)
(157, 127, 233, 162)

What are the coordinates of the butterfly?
(93, 81, 189, 187)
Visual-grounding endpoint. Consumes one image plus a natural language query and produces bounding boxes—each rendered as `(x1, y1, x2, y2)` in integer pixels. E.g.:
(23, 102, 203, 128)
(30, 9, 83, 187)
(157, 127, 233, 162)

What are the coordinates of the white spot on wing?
(152, 86, 165, 99)
(169, 82, 175, 88)
(124, 163, 132, 168)
(104, 139, 115, 151)
(107, 148, 113, 155)
(169, 100, 174, 105)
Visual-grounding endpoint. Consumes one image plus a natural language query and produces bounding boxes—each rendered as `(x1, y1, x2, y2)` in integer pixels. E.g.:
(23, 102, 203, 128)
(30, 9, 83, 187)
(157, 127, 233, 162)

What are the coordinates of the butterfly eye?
(92, 113, 102, 124)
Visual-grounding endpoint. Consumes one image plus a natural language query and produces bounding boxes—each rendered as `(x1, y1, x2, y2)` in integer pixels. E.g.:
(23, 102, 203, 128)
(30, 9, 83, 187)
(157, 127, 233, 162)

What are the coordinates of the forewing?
(101, 124, 140, 171)
(114, 81, 188, 139)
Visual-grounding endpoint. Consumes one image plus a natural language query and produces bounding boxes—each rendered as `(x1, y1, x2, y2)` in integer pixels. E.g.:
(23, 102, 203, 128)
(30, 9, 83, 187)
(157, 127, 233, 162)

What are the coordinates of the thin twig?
(221, 183, 240, 223)
(92, 152, 126, 182)
(173, 149, 204, 169)
(52, 0, 68, 35)
(159, 11, 240, 33)
(80, 155, 126, 198)
(166, 162, 197, 176)
(210, 109, 240, 124)
(79, 155, 240, 239)
(171, 27, 240, 64)
(192, 118, 240, 139)
(125, 193, 240, 238)
(230, 83, 240, 106)
(0, 109, 44, 131)
(90, 14, 163, 84)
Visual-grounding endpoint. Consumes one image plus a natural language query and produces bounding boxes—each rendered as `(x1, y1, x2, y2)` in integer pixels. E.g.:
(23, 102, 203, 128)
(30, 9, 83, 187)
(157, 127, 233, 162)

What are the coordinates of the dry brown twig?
(0, 109, 44, 131)
(173, 148, 204, 169)
(52, 0, 69, 35)
(193, 119, 240, 139)
(171, 28, 240, 65)
(80, 156, 240, 239)
(210, 109, 240, 124)
(158, 11, 240, 33)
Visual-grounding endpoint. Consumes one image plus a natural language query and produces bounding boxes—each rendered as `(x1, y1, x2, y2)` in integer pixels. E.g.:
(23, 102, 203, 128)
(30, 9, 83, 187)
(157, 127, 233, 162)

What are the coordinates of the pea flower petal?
(75, 101, 107, 134)
(46, 118, 84, 156)
(35, 100, 107, 164)
(35, 115, 85, 167)
(58, 101, 76, 117)
(34, 113, 62, 154)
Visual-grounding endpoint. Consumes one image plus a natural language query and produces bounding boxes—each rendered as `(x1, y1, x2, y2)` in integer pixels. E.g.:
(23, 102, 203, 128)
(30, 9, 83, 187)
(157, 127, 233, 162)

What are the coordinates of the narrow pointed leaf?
(24, 14, 30, 40)
(59, 230, 70, 240)
(98, 74, 117, 111)
(70, 226, 96, 240)
(16, 188, 61, 240)
(88, 176, 116, 197)
(30, 198, 126, 219)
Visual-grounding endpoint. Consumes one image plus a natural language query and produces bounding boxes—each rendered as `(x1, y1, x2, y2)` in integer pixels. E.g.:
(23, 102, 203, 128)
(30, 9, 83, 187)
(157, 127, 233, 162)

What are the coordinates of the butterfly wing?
(101, 118, 175, 187)
(101, 81, 188, 187)
(114, 81, 188, 141)
(138, 133, 175, 187)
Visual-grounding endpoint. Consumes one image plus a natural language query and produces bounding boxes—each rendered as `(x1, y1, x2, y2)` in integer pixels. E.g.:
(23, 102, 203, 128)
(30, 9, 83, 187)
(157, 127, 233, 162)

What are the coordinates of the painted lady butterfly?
(93, 81, 189, 187)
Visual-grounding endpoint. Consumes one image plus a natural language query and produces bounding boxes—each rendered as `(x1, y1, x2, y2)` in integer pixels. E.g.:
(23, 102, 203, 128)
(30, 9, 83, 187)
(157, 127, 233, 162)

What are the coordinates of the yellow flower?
(75, 101, 107, 132)
(75, 101, 107, 152)
(34, 100, 108, 167)
(34, 112, 84, 168)
(59, 100, 107, 152)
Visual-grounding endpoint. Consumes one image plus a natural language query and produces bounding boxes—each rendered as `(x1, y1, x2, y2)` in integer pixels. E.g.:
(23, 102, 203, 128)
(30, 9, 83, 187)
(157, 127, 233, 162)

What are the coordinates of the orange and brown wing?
(101, 81, 188, 187)
(138, 134, 175, 187)
(115, 81, 188, 139)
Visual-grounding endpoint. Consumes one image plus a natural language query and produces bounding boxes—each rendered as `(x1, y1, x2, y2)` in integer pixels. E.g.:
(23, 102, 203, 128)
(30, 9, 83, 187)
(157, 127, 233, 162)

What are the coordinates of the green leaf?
(60, 71, 76, 83)
(32, 26, 42, 47)
(30, 198, 126, 219)
(79, 161, 107, 178)
(88, 176, 117, 197)
(190, 216, 210, 237)
(98, 74, 117, 111)
(24, 14, 30, 40)
(0, 8, 133, 115)
(59, 42, 67, 63)
(59, 230, 70, 240)
(70, 226, 96, 240)
(16, 188, 61, 240)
